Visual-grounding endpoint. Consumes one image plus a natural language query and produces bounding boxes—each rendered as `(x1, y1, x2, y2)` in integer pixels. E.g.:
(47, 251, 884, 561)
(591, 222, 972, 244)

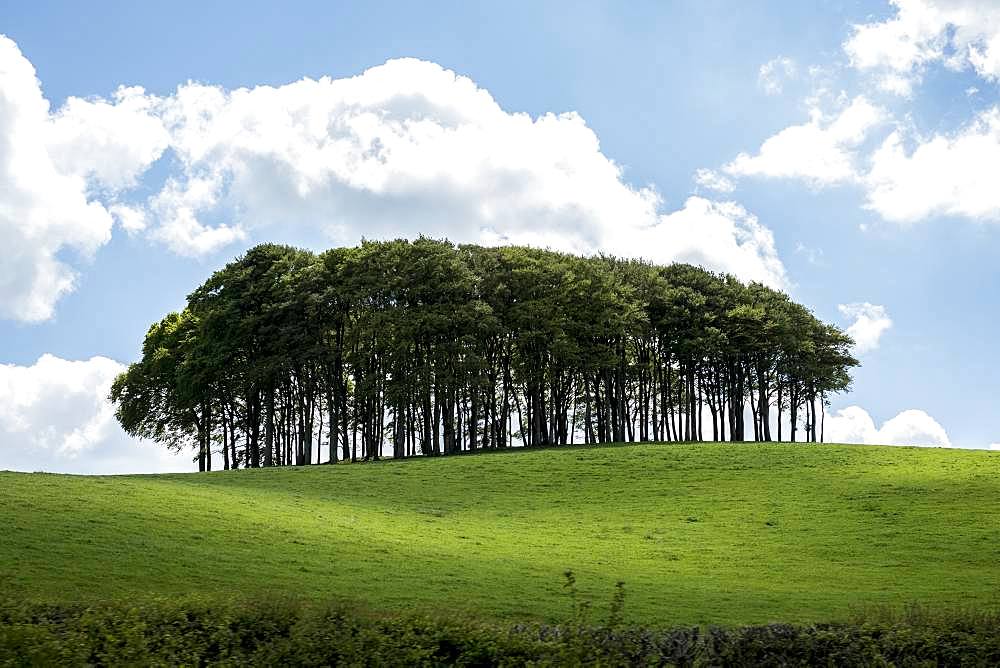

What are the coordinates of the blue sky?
(3, 0, 1000, 472)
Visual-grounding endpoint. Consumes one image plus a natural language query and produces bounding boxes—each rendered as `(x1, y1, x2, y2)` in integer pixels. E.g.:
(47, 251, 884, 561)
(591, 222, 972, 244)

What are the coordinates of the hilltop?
(2, 442, 998, 626)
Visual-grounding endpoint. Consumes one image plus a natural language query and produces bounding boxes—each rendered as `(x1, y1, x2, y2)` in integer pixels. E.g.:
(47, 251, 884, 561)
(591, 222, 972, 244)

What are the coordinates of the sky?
(3, 0, 1000, 474)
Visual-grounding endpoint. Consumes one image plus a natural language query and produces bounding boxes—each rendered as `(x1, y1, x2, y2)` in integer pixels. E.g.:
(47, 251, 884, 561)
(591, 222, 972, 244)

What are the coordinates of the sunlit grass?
(2, 442, 999, 625)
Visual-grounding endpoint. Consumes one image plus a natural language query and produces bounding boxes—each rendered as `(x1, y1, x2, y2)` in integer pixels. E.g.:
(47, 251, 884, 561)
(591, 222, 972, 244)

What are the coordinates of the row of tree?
(111, 239, 858, 471)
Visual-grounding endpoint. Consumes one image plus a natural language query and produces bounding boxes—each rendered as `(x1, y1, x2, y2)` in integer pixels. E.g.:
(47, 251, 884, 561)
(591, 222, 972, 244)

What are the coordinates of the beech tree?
(111, 239, 858, 469)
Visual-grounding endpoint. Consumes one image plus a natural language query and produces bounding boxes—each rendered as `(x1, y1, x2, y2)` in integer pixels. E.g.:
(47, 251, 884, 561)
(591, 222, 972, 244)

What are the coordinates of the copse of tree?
(110, 239, 858, 471)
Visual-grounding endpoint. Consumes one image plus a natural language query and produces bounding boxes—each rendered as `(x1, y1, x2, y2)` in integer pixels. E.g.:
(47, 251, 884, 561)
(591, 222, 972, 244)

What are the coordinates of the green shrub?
(2, 598, 1000, 666)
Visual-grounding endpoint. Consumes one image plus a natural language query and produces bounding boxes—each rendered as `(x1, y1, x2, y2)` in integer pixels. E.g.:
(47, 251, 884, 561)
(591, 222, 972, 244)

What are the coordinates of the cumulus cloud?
(693, 167, 736, 193)
(718, 7, 1000, 227)
(714, 86, 1000, 225)
(46, 85, 169, 191)
(865, 107, 1000, 223)
(758, 56, 797, 95)
(714, 89, 1000, 228)
(839, 302, 892, 354)
(137, 58, 786, 285)
(147, 59, 666, 258)
(825, 405, 951, 447)
(723, 96, 885, 187)
(0, 36, 790, 301)
(0, 355, 191, 474)
(0, 35, 167, 322)
(109, 203, 148, 234)
(844, 0, 1000, 95)
(611, 197, 786, 287)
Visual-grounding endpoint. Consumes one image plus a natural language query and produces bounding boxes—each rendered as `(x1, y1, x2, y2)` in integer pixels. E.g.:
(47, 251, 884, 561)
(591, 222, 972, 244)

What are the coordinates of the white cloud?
(710, 83, 1000, 227)
(844, 0, 1000, 95)
(838, 302, 892, 354)
(145, 59, 785, 284)
(794, 242, 825, 265)
(0, 355, 191, 474)
(109, 203, 147, 233)
(723, 97, 885, 187)
(714, 92, 1000, 228)
(825, 405, 951, 447)
(989, 443, 1000, 450)
(865, 108, 1000, 223)
(613, 197, 786, 287)
(693, 167, 735, 193)
(784, 5, 1000, 227)
(758, 56, 797, 95)
(0, 36, 790, 301)
(149, 59, 668, 256)
(146, 175, 246, 255)
(0, 35, 167, 322)
(47, 85, 169, 191)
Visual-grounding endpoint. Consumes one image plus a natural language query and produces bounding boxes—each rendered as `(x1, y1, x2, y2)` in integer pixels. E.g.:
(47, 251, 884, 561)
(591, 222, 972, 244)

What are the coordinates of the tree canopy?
(111, 239, 858, 471)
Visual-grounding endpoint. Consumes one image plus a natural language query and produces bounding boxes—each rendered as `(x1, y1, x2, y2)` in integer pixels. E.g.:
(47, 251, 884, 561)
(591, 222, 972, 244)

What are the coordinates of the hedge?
(2, 598, 999, 666)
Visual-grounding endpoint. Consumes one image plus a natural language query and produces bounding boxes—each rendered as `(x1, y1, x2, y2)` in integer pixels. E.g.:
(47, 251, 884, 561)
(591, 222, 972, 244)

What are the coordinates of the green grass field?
(2, 443, 999, 626)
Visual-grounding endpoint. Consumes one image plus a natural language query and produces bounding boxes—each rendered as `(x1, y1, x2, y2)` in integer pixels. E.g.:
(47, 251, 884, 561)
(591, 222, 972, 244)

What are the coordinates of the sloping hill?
(2, 443, 999, 626)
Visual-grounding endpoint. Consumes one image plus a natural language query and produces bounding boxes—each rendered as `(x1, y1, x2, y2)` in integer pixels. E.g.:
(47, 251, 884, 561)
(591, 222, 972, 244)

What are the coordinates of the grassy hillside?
(2, 443, 999, 626)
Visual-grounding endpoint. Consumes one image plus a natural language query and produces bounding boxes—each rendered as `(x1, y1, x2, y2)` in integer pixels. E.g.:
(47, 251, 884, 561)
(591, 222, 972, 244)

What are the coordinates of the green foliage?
(2, 597, 1000, 666)
(111, 240, 859, 470)
(608, 581, 626, 630)
(563, 571, 626, 629)
(562, 570, 591, 626)
(3, 443, 1000, 627)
